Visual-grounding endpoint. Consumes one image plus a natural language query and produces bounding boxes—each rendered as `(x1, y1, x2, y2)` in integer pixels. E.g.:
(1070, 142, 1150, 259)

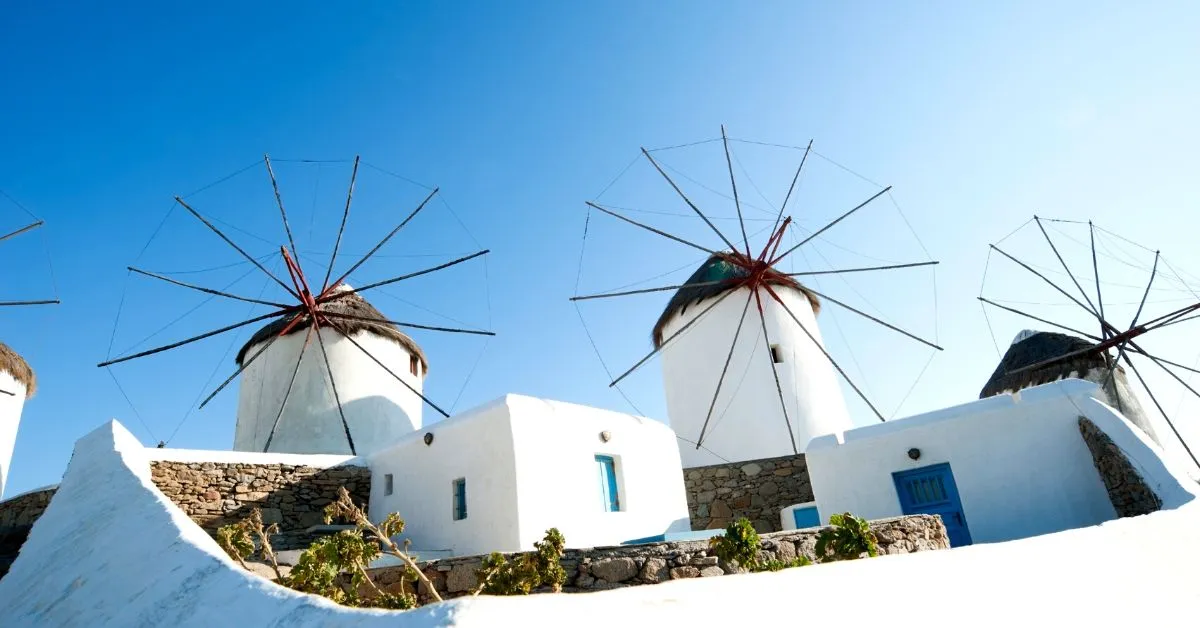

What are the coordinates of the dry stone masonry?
(150, 461, 371, 550)
(0, 486, 57, 578)
(369, 514, 949, 603)
(684, 453, 812, 532)
(1077, 417, 1163, 517)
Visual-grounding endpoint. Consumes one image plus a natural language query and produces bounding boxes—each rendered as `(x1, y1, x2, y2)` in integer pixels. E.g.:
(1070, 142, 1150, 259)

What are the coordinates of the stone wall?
(1078, 417, 1162, 517)
(150, 461, 371, 550)
(684, 453, 811, 532)
(0, 486, 58, 578)
(367, 514, 948, 603)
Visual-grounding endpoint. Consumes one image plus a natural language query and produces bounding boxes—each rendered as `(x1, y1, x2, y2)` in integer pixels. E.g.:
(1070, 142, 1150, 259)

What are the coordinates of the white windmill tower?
(0, 199, 59, 497)
(98, 155, 492, 455)
(572, 128, 941, 467)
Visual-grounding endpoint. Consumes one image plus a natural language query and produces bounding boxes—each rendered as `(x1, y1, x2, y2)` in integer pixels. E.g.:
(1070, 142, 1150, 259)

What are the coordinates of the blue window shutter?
(453, 478, 467, 520)
(596, 455, 619, 512)
(792, 506, 820, 529)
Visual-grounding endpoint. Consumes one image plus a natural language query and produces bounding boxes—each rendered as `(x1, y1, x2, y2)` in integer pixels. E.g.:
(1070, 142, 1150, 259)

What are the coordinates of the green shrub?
(709, 518, 761, 571)
(475, 528, 568, 595)
(815, 512, 879, 562)
(757, 556, 813, 572)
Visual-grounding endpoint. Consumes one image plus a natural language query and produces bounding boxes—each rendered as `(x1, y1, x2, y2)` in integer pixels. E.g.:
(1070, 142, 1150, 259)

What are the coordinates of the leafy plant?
(474, 528, 568, 596)
(709, 518, 762, 571)
(323, 486, 443, 603)
(815, 512, 879, 562)
(216, 488, 432, 610)
(756, 556, 812, 572)
(215, 507, 282, 578)
(216, 520, 254, 569)
(285, 529, 417, 609)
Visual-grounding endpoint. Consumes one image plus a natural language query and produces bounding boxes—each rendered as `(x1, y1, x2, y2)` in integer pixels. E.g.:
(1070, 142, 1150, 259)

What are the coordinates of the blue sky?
(2, 1, 1200, 496)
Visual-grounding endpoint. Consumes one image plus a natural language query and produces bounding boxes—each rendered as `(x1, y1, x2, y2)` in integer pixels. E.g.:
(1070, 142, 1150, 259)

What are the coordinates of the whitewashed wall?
(806, 379, 1199, 545)
(367, 397, 521, 556)
(660, 285, 852, 467)
(0, 369, 28, 498)
(4, 418, 1200, 626)
(234, 328, 424, 456)
(507, 396, 690, 550)
(367, 395, 690, 556)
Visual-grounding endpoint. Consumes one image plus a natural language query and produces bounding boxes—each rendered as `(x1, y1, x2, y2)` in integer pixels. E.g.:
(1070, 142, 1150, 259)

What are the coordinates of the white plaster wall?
(0, 419, 455, 627)
(806, 379, 1199, 545)
(234, 328, 424, 456)
(4, 418, 1200, 626)
(367, 398, 522, 556)
(0, 370, 28, 499)
(366, 395, 690, 556)
(661, 285, 853, 467)
(779, 500, 820, 531)
(506, 396, 691, 550)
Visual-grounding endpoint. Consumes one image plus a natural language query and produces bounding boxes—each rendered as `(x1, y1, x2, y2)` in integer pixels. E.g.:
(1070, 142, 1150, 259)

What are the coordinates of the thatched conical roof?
(979, 330, 1108, 398)
(236, 288, 428, 371)
(0, 342, 35, 397)
(652, 253, 820, 348)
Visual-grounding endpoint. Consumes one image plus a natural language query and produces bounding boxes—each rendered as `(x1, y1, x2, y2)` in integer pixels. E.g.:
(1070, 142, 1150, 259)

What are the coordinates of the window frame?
(452, 477, 467, 521)
(595, 454, 621, 512)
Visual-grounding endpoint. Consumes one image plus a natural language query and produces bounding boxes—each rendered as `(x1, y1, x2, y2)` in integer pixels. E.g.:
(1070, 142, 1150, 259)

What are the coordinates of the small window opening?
(410, 354, 419, 376)
(384, 474, 394, 496)
(770, 344, 784, 364)
(452, 478, 467, 520)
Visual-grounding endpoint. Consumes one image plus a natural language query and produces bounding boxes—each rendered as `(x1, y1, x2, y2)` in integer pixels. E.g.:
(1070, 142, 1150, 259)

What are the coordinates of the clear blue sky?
(3, 1, 1200, 497)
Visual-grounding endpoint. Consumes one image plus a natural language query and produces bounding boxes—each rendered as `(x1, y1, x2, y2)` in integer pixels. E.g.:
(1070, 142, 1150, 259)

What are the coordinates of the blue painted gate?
(892, 463, 972, 547)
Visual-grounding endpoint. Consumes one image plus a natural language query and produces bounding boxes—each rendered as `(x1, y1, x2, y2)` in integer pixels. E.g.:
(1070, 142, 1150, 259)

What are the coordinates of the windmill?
(571, 128, 941, 465)
(0, 191, 59, 495)
(978, 216, 1200, 470)
(96, 156, 493, 455)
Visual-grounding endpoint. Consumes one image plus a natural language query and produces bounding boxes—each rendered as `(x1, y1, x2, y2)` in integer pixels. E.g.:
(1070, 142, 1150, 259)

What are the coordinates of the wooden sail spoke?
(803, 287, 943, 350)
(641, 147, 741, 255)
(0, 220, 43, 243)
(695, 290, 755, 450)
(585, 202, 717, 257)
(753, 289, 799, 454)
(322, 156, 360, 293)
(262, 325, 314, 452)
(128, 266, 292, 309)
(321, 310, 495, 336)
(97, 307, 296, 368)
(336, 249, 490, 297)
(570, 279, 732, 302)
(326, 186, 440, 293)
(323, 317, 451, 418)
(311, 319, 357, 454)
(176, 197, 300, 300)
(770, 186, 892, 266)
(787, 260, 939, 278)
(264, 154, 300, 263)
(720, 125, 752, 258)
(772, 140, 812, 237)
(197, 327, 289, 409)
(609, 286, 740, 387)
(762, 283, 886, 422)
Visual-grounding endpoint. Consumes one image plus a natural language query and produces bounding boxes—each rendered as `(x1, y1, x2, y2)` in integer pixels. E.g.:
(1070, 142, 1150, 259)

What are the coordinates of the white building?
(798, 378, 1198, 546)
(657, 254, 853, 467)
(0, 343, 34, 498)
(232, 287, 427, 457)
(367, 394, 690, 556)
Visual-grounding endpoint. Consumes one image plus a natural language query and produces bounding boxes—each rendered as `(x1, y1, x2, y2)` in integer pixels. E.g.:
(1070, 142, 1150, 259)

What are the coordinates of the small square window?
(452, 478, 467, 521)
(770, 344, 784, 364)
(384, 473, 394, 496)
(410, 354, 420, 376)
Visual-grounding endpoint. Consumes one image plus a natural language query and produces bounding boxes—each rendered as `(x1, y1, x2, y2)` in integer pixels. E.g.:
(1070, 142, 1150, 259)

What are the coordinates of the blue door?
(892, 463, 972, 547)
(596, 455, 620, 512)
